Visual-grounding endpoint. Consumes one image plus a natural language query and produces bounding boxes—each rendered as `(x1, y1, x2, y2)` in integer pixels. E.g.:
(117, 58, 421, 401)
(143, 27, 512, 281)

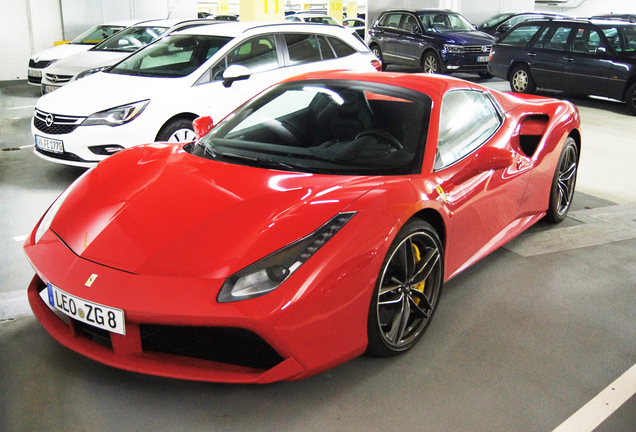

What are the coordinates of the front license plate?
(477, 55, 489, 62)
(46, 282, 126, 335)
(35, 135, 64, 153)
(28, 69, 42, 77)
(43, 85, 60, 94)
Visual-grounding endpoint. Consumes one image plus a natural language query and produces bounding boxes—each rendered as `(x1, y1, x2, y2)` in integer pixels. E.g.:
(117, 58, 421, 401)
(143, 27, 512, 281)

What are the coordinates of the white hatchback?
(27, 20, 137, 86)
(39, 19, 211, 94)
(32, 22, 381, 167)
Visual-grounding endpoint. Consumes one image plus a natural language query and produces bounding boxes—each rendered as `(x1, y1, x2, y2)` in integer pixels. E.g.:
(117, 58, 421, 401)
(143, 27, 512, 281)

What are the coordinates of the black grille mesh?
(74, 320, 113, 349)
(140, 325, 284, 370)
(29, 59, 53, 68)
(33, 117, 79, 135)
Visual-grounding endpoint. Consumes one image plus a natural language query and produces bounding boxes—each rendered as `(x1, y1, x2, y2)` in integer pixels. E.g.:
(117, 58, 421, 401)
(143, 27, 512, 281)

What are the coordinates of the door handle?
(526, 52, 536, 57)
(563, 56, 574, 62)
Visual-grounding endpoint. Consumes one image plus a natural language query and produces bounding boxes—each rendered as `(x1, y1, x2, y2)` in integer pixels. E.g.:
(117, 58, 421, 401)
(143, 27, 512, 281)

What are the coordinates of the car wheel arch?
(507, 60, 532, 82)
(155, 113, 199, 142)
(410, 208, 447, 253)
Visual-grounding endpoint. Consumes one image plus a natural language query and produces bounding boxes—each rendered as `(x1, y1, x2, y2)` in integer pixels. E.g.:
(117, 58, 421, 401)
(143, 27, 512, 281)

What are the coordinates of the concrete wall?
(0, 0, 196, 81)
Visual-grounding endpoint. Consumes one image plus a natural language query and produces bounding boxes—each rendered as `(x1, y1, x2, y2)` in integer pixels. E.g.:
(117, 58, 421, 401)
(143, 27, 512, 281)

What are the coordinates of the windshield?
(417, 13, 475, 32)
(479, 13, 515, 29)
(71, 24, 126, 45)
(109, 35, 232, 78)
(191, 81, 431, 176)
(418, 12, 475, 32)
(92, 25, 169, 52)
(601, 25, 636, 53)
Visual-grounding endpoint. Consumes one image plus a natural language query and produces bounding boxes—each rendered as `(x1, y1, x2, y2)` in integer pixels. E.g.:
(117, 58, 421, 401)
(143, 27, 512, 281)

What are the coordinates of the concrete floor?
(1, 77, 635, 432)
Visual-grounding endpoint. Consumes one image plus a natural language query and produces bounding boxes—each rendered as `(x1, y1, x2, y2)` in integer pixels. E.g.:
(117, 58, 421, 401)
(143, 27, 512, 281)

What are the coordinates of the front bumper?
(442, 51, 490, 72)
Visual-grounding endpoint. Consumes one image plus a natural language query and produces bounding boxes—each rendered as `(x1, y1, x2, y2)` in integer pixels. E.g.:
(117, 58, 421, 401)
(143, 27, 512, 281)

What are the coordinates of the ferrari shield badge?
(85, 274, 98, 287)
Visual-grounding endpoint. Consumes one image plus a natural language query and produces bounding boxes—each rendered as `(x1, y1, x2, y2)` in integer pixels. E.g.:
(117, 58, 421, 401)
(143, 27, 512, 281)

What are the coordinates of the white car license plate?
(46, 282, 126, 335)
(35, 135, 64, 153)
(43, 85, 60, 94)
(28, 69, 42, 77)
(477, 55, 489, 62)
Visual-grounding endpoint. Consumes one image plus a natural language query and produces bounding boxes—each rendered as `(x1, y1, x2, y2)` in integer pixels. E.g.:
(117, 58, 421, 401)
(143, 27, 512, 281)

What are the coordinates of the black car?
(488, 19, 636, 115)
(478, 12, 565, 39)
(367, 9, 496, 76)
(591, 14, 636, 24)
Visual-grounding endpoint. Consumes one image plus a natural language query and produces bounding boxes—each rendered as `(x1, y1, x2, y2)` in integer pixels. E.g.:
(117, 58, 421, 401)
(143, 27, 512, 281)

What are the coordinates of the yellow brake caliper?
(411, 244, 426, 306)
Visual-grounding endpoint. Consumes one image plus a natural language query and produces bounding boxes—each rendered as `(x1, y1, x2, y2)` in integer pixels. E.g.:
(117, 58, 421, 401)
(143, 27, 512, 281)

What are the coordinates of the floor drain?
(2, 147, 21, 152)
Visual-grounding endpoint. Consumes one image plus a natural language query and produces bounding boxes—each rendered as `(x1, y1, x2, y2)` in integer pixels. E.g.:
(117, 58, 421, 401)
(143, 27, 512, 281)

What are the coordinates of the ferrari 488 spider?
(24, 71, 581, 383)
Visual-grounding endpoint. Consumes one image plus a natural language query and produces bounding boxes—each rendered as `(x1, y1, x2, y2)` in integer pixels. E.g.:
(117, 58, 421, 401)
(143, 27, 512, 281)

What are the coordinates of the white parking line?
(19, 145, 34, 149)
(552, 363, 636, 431)
(7, 105, 35, 110)
(13, 235, 28, 242)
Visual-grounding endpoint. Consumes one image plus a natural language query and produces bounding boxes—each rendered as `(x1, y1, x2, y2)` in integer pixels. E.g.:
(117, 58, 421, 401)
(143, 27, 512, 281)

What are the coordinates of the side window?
(318, 35, 336, 60)
(384, 13, 402, 29)
(435, 91, 502, 170)
(571, 27, 606, 53)
(284, 34, 322, 65)
(226, 35, 278, 74)
(500, 25, 541, 46)
(537, 26, 573, 51)
(327, 37, 356, 57)
(400, 15, 419, 33)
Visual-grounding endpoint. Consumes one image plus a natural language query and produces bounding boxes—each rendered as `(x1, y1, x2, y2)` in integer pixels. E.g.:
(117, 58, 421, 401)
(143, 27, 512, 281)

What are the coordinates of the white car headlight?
(443, 44, 465, 54)
(76, 66, 110, 80)
(217, 212, 356, 303)
(34, 167, 95, 244)
(82, 100, 149, 127)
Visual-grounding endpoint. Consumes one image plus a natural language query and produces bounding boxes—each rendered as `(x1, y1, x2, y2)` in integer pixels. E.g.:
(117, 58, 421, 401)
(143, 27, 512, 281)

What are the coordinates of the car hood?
(36, 72, 183, 116)
(50, 144, 381, 277)
(31, 44, 92, 62)
(44, 51, 129, 76)
(438, 31, 495, 45)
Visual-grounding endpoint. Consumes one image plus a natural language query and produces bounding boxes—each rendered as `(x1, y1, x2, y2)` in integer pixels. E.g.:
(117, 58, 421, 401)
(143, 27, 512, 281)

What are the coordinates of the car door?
(374, 13, 402, 64)
(396, 13, 425, 67)
(191, 34, 284, 122)
(432, 90, 531, 275)
(529, 24, 575, 90)
(562, 26, 612, 96)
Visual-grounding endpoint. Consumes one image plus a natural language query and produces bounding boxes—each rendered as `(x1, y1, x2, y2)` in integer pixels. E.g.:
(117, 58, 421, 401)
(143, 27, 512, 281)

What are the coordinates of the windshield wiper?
(221, 152, 319, 173)
(197, 142, 217, 159)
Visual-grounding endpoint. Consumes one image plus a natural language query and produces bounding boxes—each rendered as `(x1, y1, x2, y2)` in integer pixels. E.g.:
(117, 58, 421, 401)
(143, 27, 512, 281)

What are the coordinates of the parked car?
(210, 14, 239, 21)
(478, 12, 565, 39)
(343, 17, 365, 38)
(40, 19, 212, 94)
(590, 13, 636, 24)
(284, 14, 341, 25)
(367, 9, 496, 76)
(31, 22, 381, 167)
(24, 70, 581, 383)
(488, 19, 636, 115)
(27, 20, 136, 86)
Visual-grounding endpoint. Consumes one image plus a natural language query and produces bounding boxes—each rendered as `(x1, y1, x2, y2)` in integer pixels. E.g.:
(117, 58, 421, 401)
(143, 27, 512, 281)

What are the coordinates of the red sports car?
(24, 71, 581, 383)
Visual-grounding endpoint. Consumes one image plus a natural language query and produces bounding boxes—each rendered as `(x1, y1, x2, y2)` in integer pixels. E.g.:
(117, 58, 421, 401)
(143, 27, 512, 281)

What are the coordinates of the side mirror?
(222, 64, 251, 88)
(413, 26, 421, 35)
(192, 116, 214, 139)
(496, 24, 510, 34)
(468, 146, 514, 172)
(596, 46, 607, 56)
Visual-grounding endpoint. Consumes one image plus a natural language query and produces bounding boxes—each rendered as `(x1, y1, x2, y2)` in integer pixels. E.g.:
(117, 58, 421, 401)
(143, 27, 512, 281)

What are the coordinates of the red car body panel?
(24, 71, 581, 382)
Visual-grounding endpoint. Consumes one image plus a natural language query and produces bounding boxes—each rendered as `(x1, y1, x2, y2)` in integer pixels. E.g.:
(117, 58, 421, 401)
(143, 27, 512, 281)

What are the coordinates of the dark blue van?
(367, 9, 496, 76)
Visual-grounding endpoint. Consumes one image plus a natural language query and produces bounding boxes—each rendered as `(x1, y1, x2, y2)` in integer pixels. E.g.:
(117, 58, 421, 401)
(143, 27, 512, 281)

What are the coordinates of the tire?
(421, 52, 442, 74)
(626, 82, 636, 116)
(366, 219, 444, 357)
(545, 137, 578, 223)
(156, 118, 196, 143)
(371, 45, 387, 71)
(509, 64, 536, 94)
(478, 71, 493, 79)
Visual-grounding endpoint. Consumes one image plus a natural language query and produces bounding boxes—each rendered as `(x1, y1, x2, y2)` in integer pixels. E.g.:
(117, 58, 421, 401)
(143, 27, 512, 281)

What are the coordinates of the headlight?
(34, 167, 95, 244)
(76, 66, 110, 80)
(217, 212, 356, 303)
(82, 100, 149, 126)
(443, 44, 465, 54)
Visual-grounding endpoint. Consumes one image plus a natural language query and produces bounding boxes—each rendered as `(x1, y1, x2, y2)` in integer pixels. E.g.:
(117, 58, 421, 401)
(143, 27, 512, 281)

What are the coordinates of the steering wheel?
(355, 129, 403, 149)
